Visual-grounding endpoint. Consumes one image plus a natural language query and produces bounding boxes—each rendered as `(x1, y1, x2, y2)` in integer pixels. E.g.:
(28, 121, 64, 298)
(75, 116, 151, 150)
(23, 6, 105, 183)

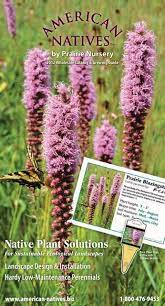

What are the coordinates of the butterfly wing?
(27, 145, 44, 182)
(27, 145, 39, 171)
(0, 170, 42, 189)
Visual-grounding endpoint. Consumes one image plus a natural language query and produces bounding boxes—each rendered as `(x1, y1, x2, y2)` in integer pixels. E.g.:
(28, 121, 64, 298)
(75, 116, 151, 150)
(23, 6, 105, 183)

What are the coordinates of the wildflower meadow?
(0, 1, 164, 305)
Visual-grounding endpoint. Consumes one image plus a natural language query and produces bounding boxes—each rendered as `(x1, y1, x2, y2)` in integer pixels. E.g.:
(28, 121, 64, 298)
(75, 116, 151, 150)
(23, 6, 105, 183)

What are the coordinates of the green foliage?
(74, 163, 125, 228)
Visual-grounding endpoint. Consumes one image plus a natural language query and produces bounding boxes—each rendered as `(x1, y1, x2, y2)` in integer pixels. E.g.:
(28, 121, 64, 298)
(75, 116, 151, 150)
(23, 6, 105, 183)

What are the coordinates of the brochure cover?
(0, 1, 164, 305)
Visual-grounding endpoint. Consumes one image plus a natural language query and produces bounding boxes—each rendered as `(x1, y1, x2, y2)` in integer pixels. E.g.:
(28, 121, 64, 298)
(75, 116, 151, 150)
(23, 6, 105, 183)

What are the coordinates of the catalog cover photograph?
(0, 0, 164, 305)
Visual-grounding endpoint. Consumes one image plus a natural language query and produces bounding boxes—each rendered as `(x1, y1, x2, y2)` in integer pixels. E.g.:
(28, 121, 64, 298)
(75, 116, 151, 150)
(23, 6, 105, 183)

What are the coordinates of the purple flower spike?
(43, 84, 80, 296)
(94, 120, 117, 163)
(24, 48, 50, 112)
(69, 55, 96, 155)
(120, 21, 156, 116)
(23, 48, 50, 170)
(3, 0, 16, 38)
(101, 194, 108, 215)
(110, 173, 122, 197)
(102, 195, 108, 205)
(120, 22, 156, 170)
(87, 174, 96, 202)
(88, 184, 99, 224)
(98, 176, 106, 200)
(132, 229, 143, 244)
(43, 85, 80, 177)
(105, 174, 122, 225)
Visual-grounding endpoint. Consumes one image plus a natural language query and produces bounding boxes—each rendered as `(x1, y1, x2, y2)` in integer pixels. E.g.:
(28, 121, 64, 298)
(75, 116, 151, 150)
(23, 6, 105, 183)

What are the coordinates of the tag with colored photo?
(121, 218, 146, 274)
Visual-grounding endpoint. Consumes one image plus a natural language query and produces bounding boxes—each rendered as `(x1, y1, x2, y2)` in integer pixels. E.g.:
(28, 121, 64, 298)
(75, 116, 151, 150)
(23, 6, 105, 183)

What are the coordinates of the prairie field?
(74, 163, 125, 229)
(0, 1, 164, 305)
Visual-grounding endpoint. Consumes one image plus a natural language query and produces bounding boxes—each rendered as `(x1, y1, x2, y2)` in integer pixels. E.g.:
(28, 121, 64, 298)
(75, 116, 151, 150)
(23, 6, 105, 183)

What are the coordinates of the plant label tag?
(121, 218, 146, 274)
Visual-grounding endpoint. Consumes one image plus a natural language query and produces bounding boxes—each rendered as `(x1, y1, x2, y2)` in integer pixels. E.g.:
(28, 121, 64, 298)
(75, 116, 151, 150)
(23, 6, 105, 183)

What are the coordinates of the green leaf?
(141, 258, 157, 292)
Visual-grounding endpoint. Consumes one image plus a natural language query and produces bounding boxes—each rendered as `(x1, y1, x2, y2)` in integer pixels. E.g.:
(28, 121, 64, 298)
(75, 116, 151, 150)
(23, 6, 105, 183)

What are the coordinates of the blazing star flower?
(87, 174, 96, 203)
(98, 176, 106, 200)
(43, 84, 80, 296)
(88, 184, 99, 224)
(101, 194, 108, 215)
(69, 55, 96, 155)
(132, 229, 143, 244)
(3, 0, 16, 38)
(23, 48, 50, 170)
(120, 21, 156, 170)
(102, 195, 108, 205)
(94, 120, 117, 163)
(43, 84, 80, 177)
(105, 173, 122, 225)
(24, 48, 50, 111)
(110, 173, 122, 197)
